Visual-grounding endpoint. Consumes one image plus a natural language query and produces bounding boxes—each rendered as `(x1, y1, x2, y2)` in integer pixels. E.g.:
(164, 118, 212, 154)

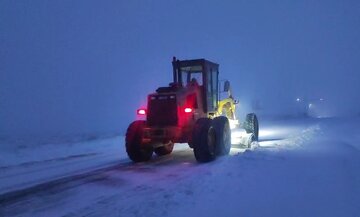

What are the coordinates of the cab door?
(205, 65, 219, 114)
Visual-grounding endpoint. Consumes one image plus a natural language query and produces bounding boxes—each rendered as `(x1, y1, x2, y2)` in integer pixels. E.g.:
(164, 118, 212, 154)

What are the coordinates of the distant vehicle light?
(137, 109, 146, 115)
(184, 108, 193, 113)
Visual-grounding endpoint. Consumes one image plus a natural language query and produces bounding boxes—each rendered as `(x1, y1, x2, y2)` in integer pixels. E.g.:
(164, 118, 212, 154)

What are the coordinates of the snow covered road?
(0, 117, 359, 217)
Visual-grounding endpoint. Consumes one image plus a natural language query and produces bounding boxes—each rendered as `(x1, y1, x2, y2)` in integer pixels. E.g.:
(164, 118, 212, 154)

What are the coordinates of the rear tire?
(213, 116, 231, 156)
(192, 118, 217, 163)
(154, 141, 174, 156)
(244, 113, 259, 141)
(125, 121, 153, 162)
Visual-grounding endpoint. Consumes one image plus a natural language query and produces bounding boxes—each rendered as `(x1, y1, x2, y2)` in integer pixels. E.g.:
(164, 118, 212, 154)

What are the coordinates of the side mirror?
(224, 80, 231, 92)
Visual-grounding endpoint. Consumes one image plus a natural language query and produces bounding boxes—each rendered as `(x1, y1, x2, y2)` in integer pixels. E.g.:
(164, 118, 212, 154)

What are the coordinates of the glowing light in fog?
(229, 119, 239, 130)
(259, 129, 276, 137)
(231, 130, 246, 144)
(296, 98, 301, 102)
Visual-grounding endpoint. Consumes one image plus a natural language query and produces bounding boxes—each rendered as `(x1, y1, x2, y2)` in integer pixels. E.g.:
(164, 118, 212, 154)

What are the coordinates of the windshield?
(179, 65, 203, 86)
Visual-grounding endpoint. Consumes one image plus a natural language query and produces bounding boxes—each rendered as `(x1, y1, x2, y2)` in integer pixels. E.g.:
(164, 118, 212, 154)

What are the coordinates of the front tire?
(246, 133, 256, 149)
(213, 116, 231, 156)
(192, 118, 217, 163)
(125, 121, 153, 162)
(244, 113, 259, 141)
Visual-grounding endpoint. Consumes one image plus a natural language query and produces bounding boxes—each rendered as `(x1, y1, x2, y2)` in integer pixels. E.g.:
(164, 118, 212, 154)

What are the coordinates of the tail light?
(137, 109, 146, 115)
(184, 107, 193, 113)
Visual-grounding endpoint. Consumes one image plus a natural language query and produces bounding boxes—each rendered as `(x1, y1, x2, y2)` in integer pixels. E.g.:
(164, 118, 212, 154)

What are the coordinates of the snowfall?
(0, 116, 359, 217)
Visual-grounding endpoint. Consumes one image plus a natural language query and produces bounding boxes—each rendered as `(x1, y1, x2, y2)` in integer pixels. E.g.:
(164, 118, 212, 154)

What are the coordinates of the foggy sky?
(1, 0, 360, 139)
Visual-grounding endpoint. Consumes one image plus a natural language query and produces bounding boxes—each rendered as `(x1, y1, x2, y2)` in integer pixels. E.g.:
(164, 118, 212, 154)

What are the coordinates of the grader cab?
(125, 57, 259, 163)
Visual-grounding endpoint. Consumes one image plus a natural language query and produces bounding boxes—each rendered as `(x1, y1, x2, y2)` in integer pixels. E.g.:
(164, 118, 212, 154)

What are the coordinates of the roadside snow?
(166, 117, 360, 217)
(0, 135, 125, 195)
(0, 117, 359, 217)
(170, 122, 360, 217)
